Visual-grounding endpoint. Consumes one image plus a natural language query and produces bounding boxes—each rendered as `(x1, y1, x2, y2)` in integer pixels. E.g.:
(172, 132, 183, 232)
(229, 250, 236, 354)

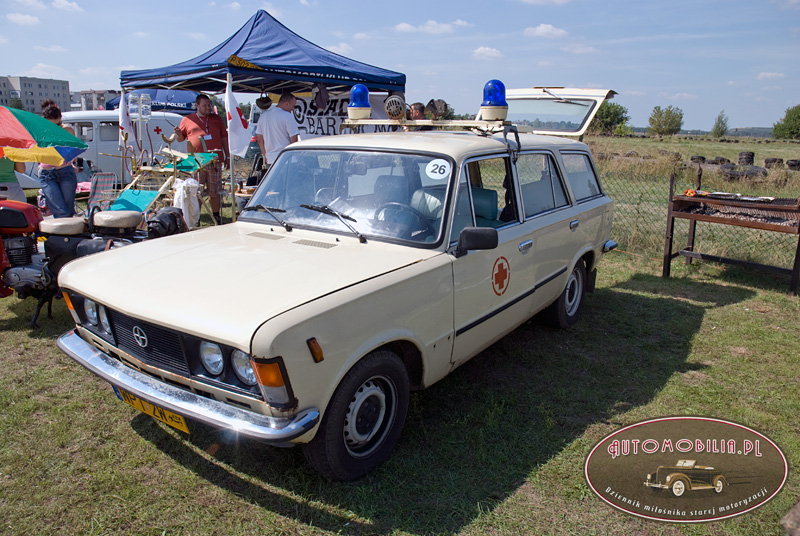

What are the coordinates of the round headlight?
(199, 341, 224, 375)
(231, 350, 257, 386)
(98, 305, 112, 333)
(83, 299, 98, 325)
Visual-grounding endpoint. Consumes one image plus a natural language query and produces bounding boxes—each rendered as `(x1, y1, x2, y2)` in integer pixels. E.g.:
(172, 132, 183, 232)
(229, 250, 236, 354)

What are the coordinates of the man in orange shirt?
(174, 94, 229, 223)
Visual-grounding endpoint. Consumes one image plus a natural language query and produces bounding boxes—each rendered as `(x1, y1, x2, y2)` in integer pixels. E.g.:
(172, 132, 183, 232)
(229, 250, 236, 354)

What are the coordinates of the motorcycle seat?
(92, 210, 143, 229)
(39, 217, 88, 236)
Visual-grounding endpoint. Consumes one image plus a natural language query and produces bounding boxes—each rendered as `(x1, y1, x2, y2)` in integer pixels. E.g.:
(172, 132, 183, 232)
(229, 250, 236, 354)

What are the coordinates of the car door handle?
(518, 239, 532, 253)
(570, 220, 579, 231)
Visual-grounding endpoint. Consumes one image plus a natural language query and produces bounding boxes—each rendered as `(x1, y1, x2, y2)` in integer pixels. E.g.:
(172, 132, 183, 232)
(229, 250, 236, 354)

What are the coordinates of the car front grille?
(108, 310, 190, 375)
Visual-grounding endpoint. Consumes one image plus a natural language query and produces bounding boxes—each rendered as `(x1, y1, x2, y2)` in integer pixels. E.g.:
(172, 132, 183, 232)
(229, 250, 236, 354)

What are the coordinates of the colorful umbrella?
(0, 105, 88, 166)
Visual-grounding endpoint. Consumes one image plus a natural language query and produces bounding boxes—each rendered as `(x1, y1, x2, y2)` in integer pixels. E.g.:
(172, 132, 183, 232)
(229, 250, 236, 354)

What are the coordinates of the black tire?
(548, 260, 586, 329)
(671, 477, 688, 497)
(302, 350, 409, 481)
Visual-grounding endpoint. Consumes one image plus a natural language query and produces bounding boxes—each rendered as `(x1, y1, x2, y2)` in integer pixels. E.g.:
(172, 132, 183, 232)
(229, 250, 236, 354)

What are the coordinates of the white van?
(16, 110, 186, 188)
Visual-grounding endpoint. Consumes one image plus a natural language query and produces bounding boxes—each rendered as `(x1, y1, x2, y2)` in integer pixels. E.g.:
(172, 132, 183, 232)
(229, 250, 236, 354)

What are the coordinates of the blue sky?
(2, 0, 798, 130)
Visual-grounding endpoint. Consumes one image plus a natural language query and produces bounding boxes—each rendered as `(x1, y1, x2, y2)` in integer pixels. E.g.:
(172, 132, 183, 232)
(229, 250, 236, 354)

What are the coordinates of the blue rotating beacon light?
(479, 79, 508, 121)
(347, 84, 372, 120)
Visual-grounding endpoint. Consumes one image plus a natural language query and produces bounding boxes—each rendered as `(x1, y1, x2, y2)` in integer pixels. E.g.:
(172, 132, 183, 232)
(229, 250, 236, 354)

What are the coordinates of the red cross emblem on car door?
(492, 256, 510, 296)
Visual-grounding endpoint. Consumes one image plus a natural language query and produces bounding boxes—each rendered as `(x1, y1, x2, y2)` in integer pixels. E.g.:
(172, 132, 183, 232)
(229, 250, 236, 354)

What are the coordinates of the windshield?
(242, 149, 454, 245)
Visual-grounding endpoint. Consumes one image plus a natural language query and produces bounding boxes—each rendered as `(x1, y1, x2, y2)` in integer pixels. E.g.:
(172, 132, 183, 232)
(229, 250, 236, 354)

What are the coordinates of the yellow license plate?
(113, 386, 190, 434)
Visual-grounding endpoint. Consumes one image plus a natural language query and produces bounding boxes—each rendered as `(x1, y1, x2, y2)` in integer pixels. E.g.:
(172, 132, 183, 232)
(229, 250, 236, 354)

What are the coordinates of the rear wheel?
(547, 260, 586, 329)
(713, 475, 725, 493)
(302, 350, 409, 481)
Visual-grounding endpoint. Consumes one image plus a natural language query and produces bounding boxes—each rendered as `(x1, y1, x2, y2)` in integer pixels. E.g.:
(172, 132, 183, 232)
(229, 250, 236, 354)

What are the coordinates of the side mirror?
(455, 227, 498, 258)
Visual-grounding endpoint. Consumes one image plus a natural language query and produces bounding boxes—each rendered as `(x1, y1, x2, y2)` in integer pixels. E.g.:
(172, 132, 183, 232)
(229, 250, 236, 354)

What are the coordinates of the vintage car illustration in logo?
(645, 459, 727, 497)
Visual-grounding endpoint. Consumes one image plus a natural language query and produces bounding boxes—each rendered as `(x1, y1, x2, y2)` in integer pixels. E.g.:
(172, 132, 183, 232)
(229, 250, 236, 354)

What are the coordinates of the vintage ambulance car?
(57, 86, 616, 480)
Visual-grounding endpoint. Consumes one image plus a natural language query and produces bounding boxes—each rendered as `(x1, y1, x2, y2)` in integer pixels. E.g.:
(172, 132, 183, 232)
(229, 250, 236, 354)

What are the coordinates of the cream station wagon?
(57, 86, 616, 480)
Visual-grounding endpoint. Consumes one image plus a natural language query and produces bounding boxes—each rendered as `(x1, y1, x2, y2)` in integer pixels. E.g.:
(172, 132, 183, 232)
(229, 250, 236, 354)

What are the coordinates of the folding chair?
(109, 150, 216, 220)
(87, 172, 120, 211)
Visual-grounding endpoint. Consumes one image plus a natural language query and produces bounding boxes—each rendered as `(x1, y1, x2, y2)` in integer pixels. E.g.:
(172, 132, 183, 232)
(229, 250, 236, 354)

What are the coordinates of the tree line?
(588, 101, 800, 139)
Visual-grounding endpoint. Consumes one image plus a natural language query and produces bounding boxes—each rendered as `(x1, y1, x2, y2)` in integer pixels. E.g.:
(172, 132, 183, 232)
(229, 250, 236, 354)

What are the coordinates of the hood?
(59, 222, 441, 348)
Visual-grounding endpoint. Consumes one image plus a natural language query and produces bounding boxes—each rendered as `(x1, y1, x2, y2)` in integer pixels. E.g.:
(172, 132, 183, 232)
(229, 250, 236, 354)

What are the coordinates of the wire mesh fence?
(601, 166, 799, 269)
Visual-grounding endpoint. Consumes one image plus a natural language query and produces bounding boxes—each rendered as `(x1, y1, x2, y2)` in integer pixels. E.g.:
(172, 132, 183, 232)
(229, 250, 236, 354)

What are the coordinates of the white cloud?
(353, 32, 369, 39)
(12, 0, 46, 8)
(727, 80, 736, 85)
(24, 62, 71, 79)
(761, 85, 783, 91)
(622, 90, 646, 96)
(261, 2, 281, 17)
(560, 43, 596, 54)
(770, 0, 800, 9)
(394, 19, 470, 34)
(34, 45, 67, 52)
(52, 0, 83, 12)
(520, 0, 571, 4)
(133, 31, 148, 38)
(453, 19, 473, 27)
(524, 24, 567, 38)
(756, 72, 785, 80)
(472, 46, 503, 60)
(666, 92, 697, 100)
(0, 36, 7, 44)
(225, 1, 241, 9)
(186, 32, 206, 41)
(6, 13, 39, 25)
(327, 42, 353, 55)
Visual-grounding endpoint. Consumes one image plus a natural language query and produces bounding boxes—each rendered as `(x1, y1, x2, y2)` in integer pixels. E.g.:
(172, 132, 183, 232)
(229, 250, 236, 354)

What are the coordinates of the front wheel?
(547, 259, 586, 329)
(302, 350, 410, 481)
(671, 478, 688, 497)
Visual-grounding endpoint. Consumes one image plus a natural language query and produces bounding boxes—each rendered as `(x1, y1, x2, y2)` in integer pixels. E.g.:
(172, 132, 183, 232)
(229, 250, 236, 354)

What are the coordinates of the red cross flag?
(225, 76, 249, 158)
(118, 90, 136, 148)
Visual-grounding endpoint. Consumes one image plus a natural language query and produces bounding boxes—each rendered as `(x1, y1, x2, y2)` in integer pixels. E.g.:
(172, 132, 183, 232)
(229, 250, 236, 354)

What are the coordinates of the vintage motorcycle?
(0, 199, 186, 327)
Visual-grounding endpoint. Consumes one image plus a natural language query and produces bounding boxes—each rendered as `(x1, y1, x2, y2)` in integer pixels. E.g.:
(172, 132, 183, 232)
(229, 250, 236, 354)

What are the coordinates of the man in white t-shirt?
(256, 92, 301, 167)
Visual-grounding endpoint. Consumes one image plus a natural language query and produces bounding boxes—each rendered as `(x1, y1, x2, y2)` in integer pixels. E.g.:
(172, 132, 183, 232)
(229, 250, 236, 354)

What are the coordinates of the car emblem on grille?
(132, 325, 149, 348)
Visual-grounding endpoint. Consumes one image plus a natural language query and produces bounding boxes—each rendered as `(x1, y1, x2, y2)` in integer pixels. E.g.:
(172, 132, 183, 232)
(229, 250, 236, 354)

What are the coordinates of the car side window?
(73, 122, 93, 142)
(517, 153, 569, 218)
(465, 156, 519, 228)
(99, 122, 119, 142)
(561, 152, 601, 201)
(449, 170, 473, 243)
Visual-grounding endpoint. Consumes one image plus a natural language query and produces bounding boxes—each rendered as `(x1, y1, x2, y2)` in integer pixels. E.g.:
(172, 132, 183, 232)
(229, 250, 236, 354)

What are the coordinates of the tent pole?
(227, 73, 237, 223)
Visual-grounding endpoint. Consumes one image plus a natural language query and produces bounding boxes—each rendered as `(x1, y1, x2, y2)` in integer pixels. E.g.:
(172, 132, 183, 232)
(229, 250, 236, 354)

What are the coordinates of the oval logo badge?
(585, 416, 787, 523)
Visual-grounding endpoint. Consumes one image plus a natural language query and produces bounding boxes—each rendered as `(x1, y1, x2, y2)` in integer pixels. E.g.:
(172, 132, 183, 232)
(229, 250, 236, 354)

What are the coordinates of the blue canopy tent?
(105, 89, 199, 114)
(119, 10, 405, 95)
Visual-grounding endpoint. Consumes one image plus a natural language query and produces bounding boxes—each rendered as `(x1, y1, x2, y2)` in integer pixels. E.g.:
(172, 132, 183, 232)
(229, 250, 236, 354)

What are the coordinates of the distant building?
(77, 89, 120, 111)
(0, 75, 71, 113)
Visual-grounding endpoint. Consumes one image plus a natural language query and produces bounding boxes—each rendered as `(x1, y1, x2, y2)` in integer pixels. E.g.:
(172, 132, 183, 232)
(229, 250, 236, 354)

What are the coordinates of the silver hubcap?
(564, 267, 583, 316)
(673, 481, 685, 496)
(715, 480, 723, 492)
(343, 377, 394, 457)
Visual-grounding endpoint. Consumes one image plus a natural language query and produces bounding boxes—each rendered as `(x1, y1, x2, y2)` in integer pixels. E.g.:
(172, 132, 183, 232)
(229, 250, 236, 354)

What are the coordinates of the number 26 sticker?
(425, 159, 451, 180)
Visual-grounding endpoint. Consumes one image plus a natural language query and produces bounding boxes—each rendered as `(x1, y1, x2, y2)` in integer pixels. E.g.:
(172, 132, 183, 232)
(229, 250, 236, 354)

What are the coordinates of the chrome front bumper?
(57, 330, 319, 443)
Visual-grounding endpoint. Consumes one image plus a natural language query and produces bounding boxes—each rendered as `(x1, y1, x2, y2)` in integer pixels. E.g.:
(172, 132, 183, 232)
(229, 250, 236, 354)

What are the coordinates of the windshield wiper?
(241, 204, 292, 231)
(542, 88, 589, 106)
(300, 204, 366, 243)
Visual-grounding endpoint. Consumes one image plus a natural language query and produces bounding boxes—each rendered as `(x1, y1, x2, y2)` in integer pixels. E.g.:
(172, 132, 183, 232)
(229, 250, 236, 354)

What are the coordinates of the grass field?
(4, 135, 798, 534)
(1, 251, 798, 535)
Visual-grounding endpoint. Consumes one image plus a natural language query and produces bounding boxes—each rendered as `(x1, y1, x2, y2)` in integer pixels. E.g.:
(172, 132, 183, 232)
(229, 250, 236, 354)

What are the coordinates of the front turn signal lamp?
(252, 357, 294, 407)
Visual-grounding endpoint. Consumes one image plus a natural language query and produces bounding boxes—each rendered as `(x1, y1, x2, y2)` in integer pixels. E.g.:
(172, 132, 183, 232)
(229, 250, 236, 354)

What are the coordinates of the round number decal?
(425, 159, 451, 180)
